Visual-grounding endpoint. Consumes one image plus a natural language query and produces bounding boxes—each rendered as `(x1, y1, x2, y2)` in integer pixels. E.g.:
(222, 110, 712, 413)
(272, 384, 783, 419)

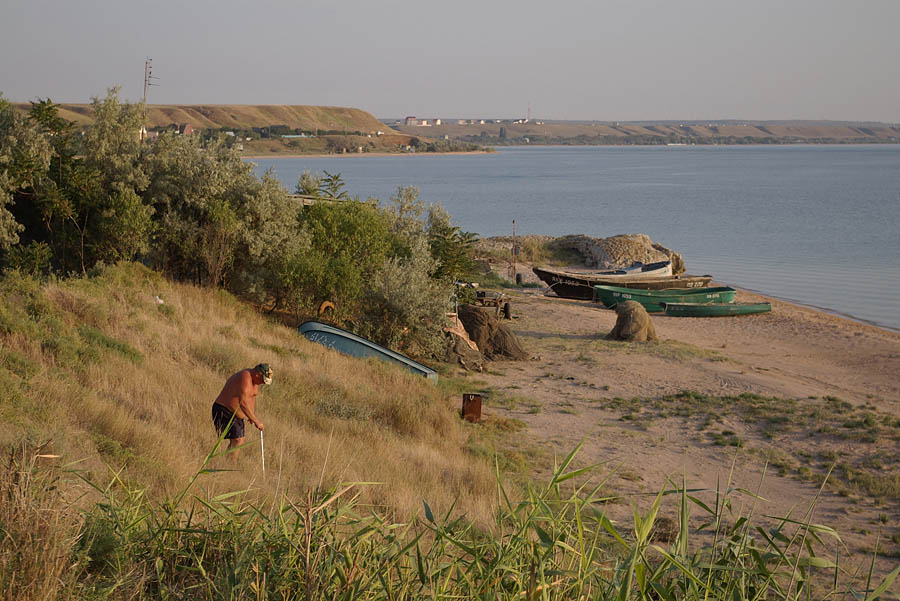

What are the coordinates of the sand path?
(468, 272, 900, 581)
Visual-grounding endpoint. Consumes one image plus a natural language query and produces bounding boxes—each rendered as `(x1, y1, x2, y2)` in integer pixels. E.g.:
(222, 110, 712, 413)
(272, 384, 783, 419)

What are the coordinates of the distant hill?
(10, 103, 495, 155)
(394, 120, 900, 145)
(12, 102, 399, 134)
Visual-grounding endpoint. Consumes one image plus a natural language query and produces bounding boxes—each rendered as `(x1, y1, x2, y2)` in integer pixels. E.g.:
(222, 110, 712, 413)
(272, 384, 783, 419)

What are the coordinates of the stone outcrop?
(548, 234, 685, 274)
(606, 301, 658, 342)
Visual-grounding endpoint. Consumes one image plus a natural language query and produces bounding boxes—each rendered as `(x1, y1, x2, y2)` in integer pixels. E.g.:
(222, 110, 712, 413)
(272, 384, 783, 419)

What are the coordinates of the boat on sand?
(533, 266, 712, 300)
(593, 285, 737, 313)
(662, 302, 772, 317)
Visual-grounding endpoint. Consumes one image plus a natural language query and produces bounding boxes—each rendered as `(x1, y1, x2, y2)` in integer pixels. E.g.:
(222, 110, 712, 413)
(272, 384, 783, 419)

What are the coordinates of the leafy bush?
(1, 93, 482, 357)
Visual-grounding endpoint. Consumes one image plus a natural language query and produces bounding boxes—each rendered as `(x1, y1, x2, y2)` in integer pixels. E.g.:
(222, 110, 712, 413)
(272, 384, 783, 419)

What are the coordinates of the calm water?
(251, 145, 900, 331)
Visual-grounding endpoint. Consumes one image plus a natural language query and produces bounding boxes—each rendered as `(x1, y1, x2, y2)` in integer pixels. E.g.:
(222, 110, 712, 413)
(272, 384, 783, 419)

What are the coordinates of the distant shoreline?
(241, 150, 493, 159)
(241, 142, 900, 160)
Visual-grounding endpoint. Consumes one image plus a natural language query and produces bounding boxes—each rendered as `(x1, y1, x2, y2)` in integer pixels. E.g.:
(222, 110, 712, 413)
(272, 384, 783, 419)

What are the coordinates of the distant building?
(433, 118, 441, 125)
(178, 123, 194, 135)
(457, 119, 468, 125)
(405, 116, 417, 125)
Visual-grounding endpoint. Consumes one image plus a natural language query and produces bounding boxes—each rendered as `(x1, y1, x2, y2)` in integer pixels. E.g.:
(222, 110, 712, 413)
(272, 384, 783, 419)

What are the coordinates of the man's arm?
(237, 372, 264, 431)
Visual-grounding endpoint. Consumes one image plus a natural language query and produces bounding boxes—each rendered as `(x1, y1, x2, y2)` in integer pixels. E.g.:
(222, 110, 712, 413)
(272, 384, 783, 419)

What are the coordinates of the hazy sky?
(2, 0, 899, 122)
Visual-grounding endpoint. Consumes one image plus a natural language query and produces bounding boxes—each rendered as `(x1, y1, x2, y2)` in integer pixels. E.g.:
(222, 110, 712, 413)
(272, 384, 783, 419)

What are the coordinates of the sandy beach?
(470, 264, 900, 578)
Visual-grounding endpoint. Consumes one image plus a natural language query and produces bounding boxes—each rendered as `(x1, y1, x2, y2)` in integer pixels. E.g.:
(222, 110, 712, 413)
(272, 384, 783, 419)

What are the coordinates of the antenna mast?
(143, 57, 159, 104)
(141, 58, 159, 142)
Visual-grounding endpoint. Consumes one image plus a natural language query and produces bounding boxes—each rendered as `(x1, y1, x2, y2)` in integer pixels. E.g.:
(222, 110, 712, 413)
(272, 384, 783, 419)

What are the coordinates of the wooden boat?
(589, 260, 673, 278)
(298, 321, 438, 380)
(593, 285, 737, 313)
(532, 266, 713, 300)
(662, 302, 772, 317)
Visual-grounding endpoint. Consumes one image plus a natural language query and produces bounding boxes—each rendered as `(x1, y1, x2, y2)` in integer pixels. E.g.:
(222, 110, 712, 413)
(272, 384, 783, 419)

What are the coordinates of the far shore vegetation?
(2, 88, 899, 599)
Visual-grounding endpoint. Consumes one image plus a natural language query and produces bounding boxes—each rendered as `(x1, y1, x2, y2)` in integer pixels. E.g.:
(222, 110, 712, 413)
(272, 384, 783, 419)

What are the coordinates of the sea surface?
(250, 145, 900, 331)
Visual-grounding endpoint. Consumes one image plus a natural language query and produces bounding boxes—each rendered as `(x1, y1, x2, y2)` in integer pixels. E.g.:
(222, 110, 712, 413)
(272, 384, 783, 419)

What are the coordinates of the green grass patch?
(492, 394, 543, 414)
(0, 350, 39, 380)
(586, 338, 726, 362)
(248, 336, 308, 359)
(77, 325, 143, 363)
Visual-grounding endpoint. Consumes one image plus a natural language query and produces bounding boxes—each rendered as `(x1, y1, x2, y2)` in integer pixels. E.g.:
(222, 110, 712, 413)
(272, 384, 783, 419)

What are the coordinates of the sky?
(2, 0, 899, 123)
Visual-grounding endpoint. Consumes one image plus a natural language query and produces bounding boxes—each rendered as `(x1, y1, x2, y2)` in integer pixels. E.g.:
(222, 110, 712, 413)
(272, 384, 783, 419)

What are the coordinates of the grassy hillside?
(0, 262, 496, 519)
(13, 102, 398, 133)
(10, 102, 491, 154)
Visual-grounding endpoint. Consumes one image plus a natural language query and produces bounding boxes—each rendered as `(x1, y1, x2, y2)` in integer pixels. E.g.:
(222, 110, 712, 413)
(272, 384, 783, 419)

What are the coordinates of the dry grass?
(0, 444, 83, 601)
(0, 263, 498, 522)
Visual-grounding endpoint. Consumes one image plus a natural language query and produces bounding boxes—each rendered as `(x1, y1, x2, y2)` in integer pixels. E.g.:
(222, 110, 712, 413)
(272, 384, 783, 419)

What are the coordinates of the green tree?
(296, 169, 321, 196)
(285, 200, 398, 313)
(81, 87, 148, 194)
(230, 172, 304, 308)
(361, 235, 452, 356)
(144, 134, 252, 285)
(0, 95, 52, 250)
(427, 204, 478, 282)
(319, 171, 350, 200)
(7, 92, 153, 273)
(144, 134, 298, 290)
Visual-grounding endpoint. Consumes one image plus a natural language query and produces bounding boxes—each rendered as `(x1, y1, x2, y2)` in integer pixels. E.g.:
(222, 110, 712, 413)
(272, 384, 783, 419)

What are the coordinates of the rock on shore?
(548, 234, 685, 274)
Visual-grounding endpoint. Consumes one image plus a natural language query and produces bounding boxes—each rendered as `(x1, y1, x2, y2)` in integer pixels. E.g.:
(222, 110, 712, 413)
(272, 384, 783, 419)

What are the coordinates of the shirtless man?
(211, 363, 272, 457)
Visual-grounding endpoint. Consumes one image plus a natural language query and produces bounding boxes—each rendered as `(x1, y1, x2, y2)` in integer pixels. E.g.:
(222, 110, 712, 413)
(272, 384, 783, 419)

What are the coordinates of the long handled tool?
(260, 430, 266, 480)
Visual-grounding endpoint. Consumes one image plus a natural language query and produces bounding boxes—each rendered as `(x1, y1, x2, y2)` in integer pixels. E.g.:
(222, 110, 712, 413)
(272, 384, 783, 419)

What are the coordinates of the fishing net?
(458, 305, 528, 360)
(606, 300, 658, 342)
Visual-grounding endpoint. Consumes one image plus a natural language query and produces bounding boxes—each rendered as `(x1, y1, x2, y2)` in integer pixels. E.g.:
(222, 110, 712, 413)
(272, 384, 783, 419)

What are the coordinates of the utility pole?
(509, 219, 518, 282)
(143, 57, 159, 104)
(141, 58, 159, 142)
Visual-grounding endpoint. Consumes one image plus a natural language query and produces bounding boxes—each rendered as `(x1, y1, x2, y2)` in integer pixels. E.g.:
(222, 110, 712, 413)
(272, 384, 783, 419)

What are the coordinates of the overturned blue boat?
(298, 321, 438, 381)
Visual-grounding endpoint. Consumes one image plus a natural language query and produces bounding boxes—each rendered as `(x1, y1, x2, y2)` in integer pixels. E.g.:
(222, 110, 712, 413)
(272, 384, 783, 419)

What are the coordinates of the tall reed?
(63, 442, 898, 600)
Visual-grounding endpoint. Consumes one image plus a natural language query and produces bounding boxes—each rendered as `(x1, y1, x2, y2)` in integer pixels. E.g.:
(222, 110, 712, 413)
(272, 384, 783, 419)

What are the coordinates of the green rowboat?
(662, 302, 772, 317)
(593, 284, 737, 313)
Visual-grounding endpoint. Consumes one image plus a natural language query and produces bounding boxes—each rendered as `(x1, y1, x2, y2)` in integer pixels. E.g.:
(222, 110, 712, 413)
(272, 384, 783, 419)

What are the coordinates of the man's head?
(254, 363, 273, 385)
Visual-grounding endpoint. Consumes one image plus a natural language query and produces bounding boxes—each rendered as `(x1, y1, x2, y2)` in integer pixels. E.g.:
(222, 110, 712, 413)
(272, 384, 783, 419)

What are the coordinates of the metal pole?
(260, 430, 266, 480)
(512, 219, 517, 281)
(143, 58, 151, 104)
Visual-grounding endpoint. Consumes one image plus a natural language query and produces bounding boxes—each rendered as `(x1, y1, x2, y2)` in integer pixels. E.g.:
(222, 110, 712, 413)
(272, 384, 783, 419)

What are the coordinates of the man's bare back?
(211, 363, 272, 455)
(214, 368, 263, 430)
